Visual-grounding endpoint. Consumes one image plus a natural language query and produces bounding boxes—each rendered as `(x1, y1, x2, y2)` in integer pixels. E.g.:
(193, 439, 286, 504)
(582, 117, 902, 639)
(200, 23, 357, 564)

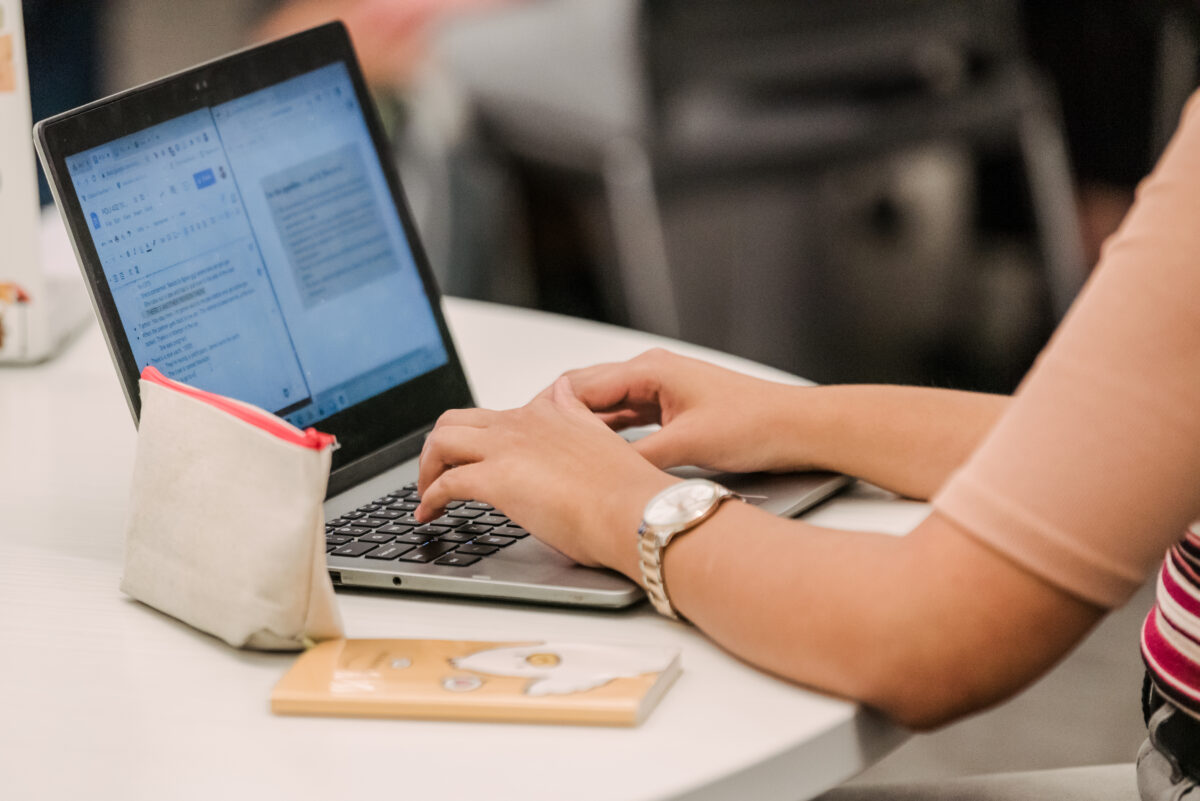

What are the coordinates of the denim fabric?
(1138, 704, 1200, 801)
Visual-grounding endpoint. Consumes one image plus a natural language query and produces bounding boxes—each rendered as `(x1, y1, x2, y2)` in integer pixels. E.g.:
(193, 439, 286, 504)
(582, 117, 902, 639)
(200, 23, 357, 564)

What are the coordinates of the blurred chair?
(405, 0, 1086, 386)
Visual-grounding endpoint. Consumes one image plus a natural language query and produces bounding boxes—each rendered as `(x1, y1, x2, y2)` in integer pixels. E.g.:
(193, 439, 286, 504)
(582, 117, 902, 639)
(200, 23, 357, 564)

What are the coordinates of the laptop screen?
(62, 62, 448, 428)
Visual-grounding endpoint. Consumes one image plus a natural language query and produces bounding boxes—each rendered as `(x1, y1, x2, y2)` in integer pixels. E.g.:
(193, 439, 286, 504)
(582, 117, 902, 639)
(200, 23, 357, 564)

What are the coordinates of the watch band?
(638, 481, 739, 621)
(638, 526, 679, 620)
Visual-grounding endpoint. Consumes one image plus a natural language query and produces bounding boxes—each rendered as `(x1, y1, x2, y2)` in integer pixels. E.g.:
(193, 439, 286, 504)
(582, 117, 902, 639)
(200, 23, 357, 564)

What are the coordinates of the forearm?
(606, 500, 1101, 730)
(772, 385, 1010, 499)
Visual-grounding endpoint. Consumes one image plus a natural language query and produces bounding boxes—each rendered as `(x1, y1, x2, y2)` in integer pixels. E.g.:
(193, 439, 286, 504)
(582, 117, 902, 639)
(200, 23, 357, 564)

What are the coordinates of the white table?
(0, 295, 930, 800)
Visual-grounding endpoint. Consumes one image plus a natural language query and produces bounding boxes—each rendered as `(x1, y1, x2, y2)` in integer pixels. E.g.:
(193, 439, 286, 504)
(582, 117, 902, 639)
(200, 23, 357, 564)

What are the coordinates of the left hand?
(415, 377, 676, 577)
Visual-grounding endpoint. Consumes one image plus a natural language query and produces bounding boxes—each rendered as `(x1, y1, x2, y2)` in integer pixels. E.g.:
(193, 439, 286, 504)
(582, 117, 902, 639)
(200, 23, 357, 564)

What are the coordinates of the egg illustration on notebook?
(451, 642, 677, 696)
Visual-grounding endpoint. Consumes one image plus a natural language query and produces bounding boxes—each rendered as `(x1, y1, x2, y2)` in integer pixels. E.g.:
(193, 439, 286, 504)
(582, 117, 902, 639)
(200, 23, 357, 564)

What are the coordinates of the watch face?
(644, 480, 720, 528)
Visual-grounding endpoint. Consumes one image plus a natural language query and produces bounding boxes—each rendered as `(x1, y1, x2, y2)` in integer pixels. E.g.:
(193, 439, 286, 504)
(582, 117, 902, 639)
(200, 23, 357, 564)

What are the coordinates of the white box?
(0, 0, 89, 363)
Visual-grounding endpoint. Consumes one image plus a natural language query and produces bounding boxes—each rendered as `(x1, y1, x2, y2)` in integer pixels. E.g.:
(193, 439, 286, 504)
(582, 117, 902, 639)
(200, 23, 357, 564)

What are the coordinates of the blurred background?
(22, 0, 1200, 784)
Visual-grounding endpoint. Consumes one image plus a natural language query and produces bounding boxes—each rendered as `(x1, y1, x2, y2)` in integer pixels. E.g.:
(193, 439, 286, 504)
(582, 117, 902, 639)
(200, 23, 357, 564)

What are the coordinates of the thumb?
(631, 424, 689, 469)
(551, 375, 593, 415)
(552, 376, 622, 435)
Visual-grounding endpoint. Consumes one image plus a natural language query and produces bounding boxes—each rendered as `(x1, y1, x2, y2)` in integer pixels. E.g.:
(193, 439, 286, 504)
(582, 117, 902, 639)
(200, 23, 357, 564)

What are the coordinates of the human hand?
(549, 348, 807, 474)
(415, 377, 675, 577)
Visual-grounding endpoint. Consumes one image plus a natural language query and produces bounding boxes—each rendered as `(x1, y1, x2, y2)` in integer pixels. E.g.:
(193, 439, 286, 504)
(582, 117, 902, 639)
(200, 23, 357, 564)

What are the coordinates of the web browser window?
(65, 62, 447, 426)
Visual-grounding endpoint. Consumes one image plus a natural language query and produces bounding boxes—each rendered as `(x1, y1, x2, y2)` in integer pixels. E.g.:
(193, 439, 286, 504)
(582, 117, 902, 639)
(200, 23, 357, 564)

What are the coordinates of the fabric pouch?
(121, 366, 344, 650)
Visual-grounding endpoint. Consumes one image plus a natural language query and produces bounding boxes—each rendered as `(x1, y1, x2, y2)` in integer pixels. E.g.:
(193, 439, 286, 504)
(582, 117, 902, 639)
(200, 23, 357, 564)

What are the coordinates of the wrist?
(768, 383, 830, 470)
(596, 469, 676, 582)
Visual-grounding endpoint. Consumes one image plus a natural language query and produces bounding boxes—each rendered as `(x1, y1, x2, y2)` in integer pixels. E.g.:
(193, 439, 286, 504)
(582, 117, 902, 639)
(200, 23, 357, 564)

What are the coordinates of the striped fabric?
(1141, 526, 1200, 717)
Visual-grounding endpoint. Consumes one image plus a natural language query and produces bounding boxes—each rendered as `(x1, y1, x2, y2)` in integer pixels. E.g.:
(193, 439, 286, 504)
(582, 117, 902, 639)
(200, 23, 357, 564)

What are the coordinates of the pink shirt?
(932, 92, 1200, 610)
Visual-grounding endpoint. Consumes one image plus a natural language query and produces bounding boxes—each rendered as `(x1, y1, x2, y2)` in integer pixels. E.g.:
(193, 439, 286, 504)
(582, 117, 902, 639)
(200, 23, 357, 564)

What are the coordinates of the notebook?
(34, 22, 850, 608)
(271, 638, 681, 726)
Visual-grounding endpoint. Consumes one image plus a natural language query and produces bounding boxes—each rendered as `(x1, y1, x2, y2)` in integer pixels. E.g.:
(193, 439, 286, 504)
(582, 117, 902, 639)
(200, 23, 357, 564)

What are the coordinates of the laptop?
(0, 0, 90, 364)
(34, 22, 851, 608)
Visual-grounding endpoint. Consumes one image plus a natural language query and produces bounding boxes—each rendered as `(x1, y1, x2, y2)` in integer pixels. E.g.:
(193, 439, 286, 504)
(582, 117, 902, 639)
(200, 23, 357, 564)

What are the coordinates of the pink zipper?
(141, 365, 337, 451)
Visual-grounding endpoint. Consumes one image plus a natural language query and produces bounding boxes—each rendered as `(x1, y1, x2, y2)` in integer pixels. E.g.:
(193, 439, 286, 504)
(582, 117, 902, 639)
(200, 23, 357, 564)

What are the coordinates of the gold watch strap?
(638, 485, 740, 621)
(638, 526, 682, 620)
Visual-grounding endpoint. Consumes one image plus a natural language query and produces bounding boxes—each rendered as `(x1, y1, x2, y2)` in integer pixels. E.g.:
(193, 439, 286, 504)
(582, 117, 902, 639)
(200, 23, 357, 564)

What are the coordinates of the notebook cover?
(271, 638, 681, 726)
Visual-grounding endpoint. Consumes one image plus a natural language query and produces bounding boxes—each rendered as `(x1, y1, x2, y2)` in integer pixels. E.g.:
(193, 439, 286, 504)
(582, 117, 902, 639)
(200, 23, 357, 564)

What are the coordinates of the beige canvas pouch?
(121, 366, 344, 650)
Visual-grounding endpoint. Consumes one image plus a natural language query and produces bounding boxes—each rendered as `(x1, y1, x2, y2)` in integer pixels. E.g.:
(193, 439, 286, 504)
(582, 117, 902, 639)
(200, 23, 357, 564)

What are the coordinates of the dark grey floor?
(851, 578, 1156, 783)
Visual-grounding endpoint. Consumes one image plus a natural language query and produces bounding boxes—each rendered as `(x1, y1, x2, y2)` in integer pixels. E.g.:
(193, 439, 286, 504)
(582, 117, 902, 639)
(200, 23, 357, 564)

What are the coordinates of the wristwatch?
(637, 479, 742, 621)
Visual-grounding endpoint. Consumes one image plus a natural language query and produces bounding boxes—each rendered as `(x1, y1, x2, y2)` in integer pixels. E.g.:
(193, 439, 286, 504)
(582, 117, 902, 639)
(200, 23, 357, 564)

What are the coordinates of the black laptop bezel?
(34, 22, 475, 492)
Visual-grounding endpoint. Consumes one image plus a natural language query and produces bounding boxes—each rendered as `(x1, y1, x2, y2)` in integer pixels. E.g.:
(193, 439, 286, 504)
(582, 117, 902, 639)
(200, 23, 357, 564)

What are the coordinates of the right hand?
(548, 348, 808, 474)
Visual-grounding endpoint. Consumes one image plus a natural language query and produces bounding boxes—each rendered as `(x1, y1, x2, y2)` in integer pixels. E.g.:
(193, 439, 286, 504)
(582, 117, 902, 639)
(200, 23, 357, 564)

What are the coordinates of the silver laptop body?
(323, 454, 849, 607)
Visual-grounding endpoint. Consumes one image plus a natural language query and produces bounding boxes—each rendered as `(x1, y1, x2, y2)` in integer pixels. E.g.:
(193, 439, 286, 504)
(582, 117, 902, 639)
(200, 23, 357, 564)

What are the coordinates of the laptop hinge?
(325, 424, 433, 499)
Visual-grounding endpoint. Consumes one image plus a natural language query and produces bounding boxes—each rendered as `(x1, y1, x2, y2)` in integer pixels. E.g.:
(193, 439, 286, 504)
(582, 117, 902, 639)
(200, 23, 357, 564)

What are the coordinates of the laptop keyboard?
(325, 483, 530, 567)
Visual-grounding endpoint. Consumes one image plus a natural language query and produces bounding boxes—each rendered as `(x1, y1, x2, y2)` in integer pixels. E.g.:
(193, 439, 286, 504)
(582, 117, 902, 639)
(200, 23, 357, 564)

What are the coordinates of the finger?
(416, 462, 489, 521)
(417, 424, 489, 497)
(551, 375, 586, 409)
(539, 374, 659, 427)
(433, 407, 503, 430)
(530, 365, 609, 404)
(631, 423, 691, 469)
(563, 360, 661, 414)
(421, 408, 501, 463)
(595, 408, 648, 430)
(550, 377, 616, 432)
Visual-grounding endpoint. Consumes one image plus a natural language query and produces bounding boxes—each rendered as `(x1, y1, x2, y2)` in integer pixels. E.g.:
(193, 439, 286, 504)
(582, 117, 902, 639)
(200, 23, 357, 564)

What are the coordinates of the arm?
(415, 379, 1099, 730)
(634, 506, 1101, 730)
(416, 89, 1200, 731)
(559, 349, 1008, 500)
(781, 384, 1008, 499)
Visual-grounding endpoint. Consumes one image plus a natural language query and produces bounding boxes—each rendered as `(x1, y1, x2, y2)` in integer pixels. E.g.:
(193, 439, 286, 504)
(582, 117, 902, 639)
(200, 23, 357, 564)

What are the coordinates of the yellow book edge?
(271, 638, 682, 727)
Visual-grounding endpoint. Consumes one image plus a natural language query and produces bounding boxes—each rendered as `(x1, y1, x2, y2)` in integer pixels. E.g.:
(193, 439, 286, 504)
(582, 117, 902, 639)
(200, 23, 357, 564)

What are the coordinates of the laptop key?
(447, 508, 483, 519)
(357, 504, 381, 513)
(414, 524, 451, 537)
(342, 510, 365, 520)
(365, 543, 413, 560)
(444, 500, 465, 510)
(331, 541, 378, 558)
(397, 542, 457, 562)
(438, 531, 474, 543)
(387, 502, 418, 512)
(326, 535, 352, 546)
(378, 523, 414, 536)
(456, 543, 499, 556)
(455, 523, 494, 536)
(393, 515, 422, 527)
(474, 515, 508, 527)
(492, 526, 529, 539)
(334, 525, 372, 536)
(465, 501, 493, 511)
(429, 514, 462, 528)
(351, 517, 386, 528)
(359, 532, 395, 544)
(394, 532, 433, 545)
(369, 509, 403, 520)
(474, 535, 516, 548)
(435, 553, 480, 567)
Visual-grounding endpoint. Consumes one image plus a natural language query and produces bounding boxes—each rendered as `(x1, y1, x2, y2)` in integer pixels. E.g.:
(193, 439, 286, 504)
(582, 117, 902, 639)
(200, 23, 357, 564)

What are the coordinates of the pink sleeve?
(931, 92, 1200, 608)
